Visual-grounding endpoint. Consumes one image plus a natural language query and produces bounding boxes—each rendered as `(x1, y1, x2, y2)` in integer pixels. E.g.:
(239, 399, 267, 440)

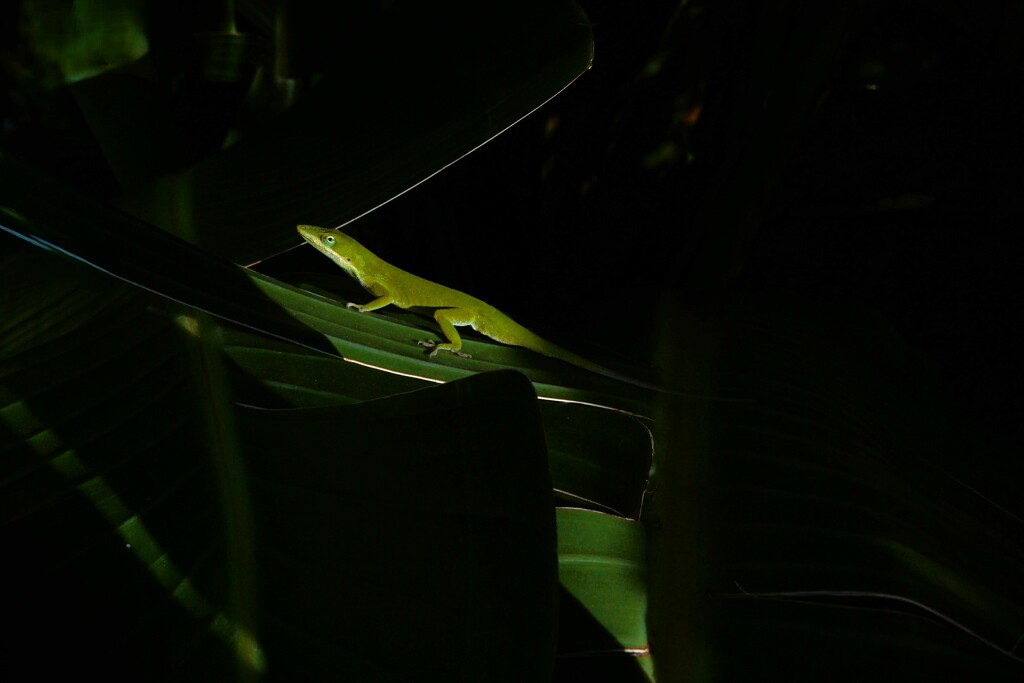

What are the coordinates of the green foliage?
(3, 2, 1024, 681)
(1, 2, 628, 680)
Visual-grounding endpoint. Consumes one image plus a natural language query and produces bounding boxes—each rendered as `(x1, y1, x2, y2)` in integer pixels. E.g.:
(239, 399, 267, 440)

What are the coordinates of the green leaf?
(0, 152, 660, 416)
(18, 0, 149, 85)
(234, 371, 557, 680)
(220, 323, 654, 518)
(1, 243, 559, 678)
(556, 508, 652, 679)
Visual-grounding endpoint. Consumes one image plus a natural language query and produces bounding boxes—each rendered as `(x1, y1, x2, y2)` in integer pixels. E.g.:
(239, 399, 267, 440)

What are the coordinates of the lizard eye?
(324, 235, 336, 245)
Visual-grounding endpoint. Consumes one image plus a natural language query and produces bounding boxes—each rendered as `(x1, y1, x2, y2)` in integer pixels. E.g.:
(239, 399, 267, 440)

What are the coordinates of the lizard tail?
(501, 320, 673, 393)
(500, 316, 746, 401)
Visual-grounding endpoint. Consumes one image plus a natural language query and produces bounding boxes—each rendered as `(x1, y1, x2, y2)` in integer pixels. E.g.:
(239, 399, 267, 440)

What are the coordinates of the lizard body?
(297, 224, 707, 396)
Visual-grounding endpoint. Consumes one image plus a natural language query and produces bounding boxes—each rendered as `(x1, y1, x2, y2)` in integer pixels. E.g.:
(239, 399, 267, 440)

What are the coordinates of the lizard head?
(297, 225, 368, 278)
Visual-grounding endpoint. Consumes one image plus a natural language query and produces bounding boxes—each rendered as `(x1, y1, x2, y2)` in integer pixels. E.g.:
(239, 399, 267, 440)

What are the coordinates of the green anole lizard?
(297, 224, 727, 398)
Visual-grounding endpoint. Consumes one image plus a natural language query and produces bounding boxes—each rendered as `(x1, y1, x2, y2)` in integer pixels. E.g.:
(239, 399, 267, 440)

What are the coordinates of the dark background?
(320, 1, 1024, 450)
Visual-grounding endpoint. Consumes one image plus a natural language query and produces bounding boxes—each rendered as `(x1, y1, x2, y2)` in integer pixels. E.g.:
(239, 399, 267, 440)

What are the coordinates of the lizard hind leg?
(419, 308, 473, 358)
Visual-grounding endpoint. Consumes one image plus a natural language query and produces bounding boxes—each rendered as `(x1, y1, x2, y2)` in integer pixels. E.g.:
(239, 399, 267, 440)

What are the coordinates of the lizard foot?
(418, 340, 471, 359)
(346, 303, 365, 312)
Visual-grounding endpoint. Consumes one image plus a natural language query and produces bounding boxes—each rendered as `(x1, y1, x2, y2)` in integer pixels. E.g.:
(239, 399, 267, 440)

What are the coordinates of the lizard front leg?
(347, 295, 395, 313)
(418, 308, 473, 358)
